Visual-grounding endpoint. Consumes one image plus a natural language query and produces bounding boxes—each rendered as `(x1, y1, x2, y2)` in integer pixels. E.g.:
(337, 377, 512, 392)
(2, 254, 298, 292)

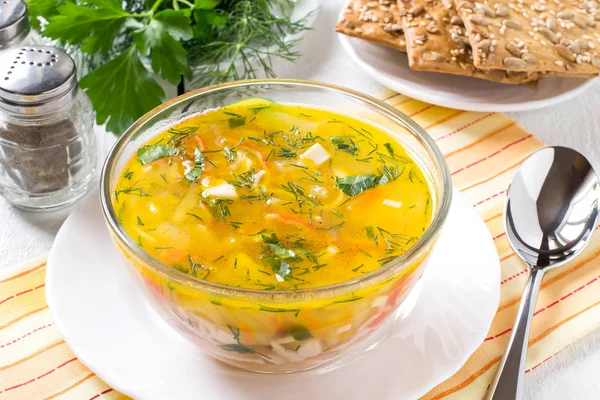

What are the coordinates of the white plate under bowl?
(338, 33, 596, 113)
(46, 189, 500, 400)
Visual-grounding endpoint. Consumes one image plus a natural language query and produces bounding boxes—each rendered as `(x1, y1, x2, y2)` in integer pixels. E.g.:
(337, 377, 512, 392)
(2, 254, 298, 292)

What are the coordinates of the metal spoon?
(485, 146, 600, 400)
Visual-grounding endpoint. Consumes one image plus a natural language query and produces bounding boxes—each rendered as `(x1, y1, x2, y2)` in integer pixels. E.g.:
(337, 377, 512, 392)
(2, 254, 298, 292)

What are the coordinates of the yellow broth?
(114, 100, 433, 290)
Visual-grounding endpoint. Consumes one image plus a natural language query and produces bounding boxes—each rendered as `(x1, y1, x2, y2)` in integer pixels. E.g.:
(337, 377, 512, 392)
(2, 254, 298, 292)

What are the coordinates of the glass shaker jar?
(0, 0, 34, 54)
(0, 45, 96, 211)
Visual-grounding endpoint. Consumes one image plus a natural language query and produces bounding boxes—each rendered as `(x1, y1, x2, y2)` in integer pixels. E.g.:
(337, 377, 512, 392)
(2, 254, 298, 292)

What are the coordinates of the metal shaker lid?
(0, 0, 29, 49)
(0, 45, 78, 113)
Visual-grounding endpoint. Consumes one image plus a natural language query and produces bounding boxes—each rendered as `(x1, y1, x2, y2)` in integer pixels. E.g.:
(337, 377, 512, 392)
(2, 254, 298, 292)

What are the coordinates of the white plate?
(46, 189, 500, 400)
(338, 33, 597, 112)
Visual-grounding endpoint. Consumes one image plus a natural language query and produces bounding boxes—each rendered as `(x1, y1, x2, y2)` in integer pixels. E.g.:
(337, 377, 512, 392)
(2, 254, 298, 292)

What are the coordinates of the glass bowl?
(100, 80, 452, 373)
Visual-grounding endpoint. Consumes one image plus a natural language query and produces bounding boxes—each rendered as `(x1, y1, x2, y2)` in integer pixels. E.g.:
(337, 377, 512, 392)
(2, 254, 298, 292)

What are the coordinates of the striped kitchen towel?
(1, 90, 599, 399)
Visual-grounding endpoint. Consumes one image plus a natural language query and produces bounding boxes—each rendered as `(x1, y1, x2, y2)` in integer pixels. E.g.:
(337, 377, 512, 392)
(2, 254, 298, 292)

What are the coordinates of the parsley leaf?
(260, 233, 301, 280)
(261, 234, 297, 259)
(228, 116, 246, 129)
(134, 10, 193, 85)
(43, 0, 129, 54)
(335, 174, 377, 197)
(185, 148, 205, 182)
(137, 144, 178, 164)
(330, 136, 358, 156)
(79, 50, 164, 135)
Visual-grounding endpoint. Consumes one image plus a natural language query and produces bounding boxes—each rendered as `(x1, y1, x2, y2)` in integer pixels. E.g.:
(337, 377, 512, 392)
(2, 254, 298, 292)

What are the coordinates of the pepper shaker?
(0, 45, 96, 211)
(0, 0, 34, 54)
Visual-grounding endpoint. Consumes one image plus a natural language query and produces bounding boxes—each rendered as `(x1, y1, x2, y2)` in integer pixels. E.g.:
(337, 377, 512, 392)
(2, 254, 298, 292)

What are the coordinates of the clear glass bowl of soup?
(100, 80, 452, 373)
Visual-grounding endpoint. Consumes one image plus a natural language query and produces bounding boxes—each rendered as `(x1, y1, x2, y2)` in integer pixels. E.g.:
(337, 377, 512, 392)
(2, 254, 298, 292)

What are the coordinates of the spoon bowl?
(505, 146, 600, 269)
(486, 146, 599, 400)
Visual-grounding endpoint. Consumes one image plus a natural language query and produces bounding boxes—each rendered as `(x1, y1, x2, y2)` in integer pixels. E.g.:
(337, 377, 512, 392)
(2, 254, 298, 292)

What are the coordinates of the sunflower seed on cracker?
(457, 0, 600, 76)
(398, 0, 542, 83)
(335, 0, 407, 52)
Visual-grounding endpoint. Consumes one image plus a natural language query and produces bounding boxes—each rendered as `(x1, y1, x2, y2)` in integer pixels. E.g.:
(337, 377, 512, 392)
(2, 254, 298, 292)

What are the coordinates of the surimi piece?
(336, 0, 407, 52)
(300, 143, 331, 165)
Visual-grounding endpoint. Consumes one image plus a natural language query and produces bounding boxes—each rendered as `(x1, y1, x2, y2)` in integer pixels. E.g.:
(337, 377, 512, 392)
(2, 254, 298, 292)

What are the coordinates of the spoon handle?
(485, 267, 545, 400)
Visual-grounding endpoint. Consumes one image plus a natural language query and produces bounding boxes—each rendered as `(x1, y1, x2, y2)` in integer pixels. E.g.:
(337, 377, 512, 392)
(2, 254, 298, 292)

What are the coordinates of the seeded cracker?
(398, 0, 543, 82)
(336, 0, 407, 52)
(456, 0, 600, 74)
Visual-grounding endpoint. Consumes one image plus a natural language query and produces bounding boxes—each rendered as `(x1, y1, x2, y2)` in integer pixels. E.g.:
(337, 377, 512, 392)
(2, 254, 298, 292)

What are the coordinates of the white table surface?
(2, 1, 600, 399)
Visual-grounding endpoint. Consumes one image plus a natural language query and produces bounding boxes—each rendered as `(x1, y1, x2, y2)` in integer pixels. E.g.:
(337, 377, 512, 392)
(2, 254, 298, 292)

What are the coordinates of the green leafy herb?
(365, 226, 379, 246)
(134, 10, 193, 84)
(260, 233, 300, 280)
(137, 215, 144, 226)
(335, 174, 377, 197)
(261, 234, 297, 259)
(34, 0, 313, 135)
(291, 163, 307, 169)
(123, 170, 133, 180)
(219, 343, 254, 353)
(377, 227, 406, 252)
(186, 212, 203, 221)
(378, 255, 399, 265)
(185, 148, 205, 182)
(290, 327, 312, 341)
(333, 296, 363, 304)
(258, 305, 300, 314)
(114, 180, 151, 202)
(352, 264, 364, 272)
(378, 164, 402, 184)
(281, 181, 322, 208)
(383, 143, 395, 158)
(229, 168, 256, 190)
(229, 221, 243, 229)
(228, 115, 246, 129)
(222, 138, 245, 162)
(80, 49, 165, 135)
(278, 146, 297, 158)
(204, 198, 232, 221)
(137, 144, 178, 165)
(330, 136, 358, 156)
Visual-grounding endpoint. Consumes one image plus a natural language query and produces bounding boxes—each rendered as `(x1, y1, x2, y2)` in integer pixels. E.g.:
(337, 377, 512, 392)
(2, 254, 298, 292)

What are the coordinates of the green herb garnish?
(365, 226, 378, 246)
(186, 212, 204, 221)
(219, 343, 254, 354)
(229, 221, 243, 229)
(278, 146, 297, 158)
(335, 174, 377, 196)
(261, 233, 297, 259)
(330, 136, 358, 156)
(137, 144, 178, 165)
(228, 116, 246, 129)
(204, 198, 233, 221)
(185, 148, 205, 182)
(114, 180, 151, 202)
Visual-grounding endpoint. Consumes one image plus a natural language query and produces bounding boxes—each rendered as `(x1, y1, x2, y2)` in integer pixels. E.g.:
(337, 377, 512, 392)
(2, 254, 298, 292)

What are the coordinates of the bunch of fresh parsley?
(27, 0, 312, 134)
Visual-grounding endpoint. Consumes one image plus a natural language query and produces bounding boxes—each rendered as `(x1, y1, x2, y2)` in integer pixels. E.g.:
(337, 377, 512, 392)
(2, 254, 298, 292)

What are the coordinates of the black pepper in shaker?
(0, 46, 96, 210)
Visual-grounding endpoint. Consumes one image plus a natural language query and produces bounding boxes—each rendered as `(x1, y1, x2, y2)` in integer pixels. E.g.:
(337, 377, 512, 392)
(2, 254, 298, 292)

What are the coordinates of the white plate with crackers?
(336, 0, 598, 112)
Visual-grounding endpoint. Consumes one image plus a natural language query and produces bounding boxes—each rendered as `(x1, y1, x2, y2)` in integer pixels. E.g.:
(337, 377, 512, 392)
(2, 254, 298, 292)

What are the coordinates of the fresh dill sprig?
(188, 1, 315, 88)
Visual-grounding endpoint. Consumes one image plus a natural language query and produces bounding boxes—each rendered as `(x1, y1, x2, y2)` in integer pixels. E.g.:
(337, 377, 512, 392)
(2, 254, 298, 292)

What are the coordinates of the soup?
(114, 100, 433, 290)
